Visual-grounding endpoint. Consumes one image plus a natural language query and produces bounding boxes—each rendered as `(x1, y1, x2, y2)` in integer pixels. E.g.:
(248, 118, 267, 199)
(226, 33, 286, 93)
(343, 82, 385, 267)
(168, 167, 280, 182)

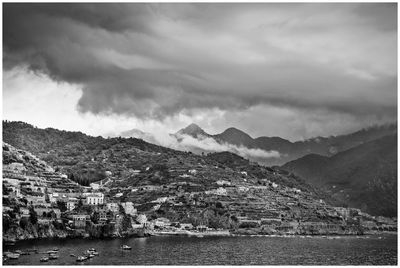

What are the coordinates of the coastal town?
(3, 140, 397, 254)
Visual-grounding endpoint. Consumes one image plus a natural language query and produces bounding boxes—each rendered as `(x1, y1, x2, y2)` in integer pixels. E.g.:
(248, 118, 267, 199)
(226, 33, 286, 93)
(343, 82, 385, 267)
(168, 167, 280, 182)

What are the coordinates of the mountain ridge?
(171, 122, 397, 166)
(281, 134, 397, 217)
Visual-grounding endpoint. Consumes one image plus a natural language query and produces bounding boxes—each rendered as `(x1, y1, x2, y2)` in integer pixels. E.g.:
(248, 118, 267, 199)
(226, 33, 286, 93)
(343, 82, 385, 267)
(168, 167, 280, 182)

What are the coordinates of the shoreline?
(3, 230, 397, 246)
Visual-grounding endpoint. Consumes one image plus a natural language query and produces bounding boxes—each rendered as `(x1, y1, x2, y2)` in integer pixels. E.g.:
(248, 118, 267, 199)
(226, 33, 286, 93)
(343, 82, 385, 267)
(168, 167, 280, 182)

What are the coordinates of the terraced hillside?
(3, 122, 396, 237)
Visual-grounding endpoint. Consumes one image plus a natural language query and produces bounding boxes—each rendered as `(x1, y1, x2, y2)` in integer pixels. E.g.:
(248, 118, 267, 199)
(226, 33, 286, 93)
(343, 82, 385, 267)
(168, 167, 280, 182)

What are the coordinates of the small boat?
(49, 253, 59, 260)
(89, 248, 96, 252)
(40, 257, 49, 262)
(53, 248, 59, 251)
(70, 254, 76, 257)
(14, 250, 22, 254)
(6, 253, 20, 259)
(121, 245, 132, 250)
(92, 251, 99, 256)
(76, 256, 87, 262)
(87, 254, 94, 258)
(47, 250, 58, 254)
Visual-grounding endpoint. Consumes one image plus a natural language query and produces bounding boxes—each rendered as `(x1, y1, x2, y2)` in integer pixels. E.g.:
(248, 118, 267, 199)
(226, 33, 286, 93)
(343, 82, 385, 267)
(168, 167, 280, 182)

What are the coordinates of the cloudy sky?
(3, 3, 397, 141)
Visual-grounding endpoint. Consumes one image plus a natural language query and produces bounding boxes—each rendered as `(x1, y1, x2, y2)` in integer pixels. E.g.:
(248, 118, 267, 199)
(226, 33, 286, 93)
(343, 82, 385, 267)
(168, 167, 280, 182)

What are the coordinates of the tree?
(29, 207, 38, 225)
(122, 215, 131, 231)
(20, 218, 29, 229)
(91, 211, 99, 224)
(57, 201, 67, 212)
(77, 198, 84, 209)
(119, 204, 126, 215)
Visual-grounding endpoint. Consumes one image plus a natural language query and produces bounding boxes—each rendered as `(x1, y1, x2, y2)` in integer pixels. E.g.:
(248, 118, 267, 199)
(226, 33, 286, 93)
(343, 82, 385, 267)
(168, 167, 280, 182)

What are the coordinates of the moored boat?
(49, 253, 59, 260)
(5, 252, 20, 259)
(76, 256, 87, 262)
(121, 245, 132, 250)
(40, 257, 49, 262)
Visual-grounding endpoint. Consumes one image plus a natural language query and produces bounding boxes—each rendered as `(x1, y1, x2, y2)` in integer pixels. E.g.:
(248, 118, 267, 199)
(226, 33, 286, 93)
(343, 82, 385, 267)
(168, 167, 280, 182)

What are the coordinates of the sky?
(3, 3, 398, 141)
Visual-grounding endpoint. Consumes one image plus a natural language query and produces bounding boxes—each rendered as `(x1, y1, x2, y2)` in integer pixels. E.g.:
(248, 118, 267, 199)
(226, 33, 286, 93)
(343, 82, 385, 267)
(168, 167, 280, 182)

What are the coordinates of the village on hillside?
(2, 142, 397, 244)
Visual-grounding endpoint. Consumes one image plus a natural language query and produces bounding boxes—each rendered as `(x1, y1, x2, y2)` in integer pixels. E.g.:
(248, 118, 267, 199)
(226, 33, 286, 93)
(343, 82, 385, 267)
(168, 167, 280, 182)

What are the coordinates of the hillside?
(2, 121, 321, 197)
(3, 121, 175, 185)
(281, 134, 397, 217)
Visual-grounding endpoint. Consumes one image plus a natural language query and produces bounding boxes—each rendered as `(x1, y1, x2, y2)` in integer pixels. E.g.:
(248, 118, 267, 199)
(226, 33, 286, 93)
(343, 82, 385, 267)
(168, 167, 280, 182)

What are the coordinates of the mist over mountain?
(117, 123, 396, 166)
(137, 123, 396, 166)
(176, 123, 212, 139)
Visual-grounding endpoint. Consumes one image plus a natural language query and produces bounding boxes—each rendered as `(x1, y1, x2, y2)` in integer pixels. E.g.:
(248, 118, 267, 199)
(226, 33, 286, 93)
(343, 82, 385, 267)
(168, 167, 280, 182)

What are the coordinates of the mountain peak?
(219, 127, 253, 139)
(215, 127, 254, 147)
(176, 123, 209, 138)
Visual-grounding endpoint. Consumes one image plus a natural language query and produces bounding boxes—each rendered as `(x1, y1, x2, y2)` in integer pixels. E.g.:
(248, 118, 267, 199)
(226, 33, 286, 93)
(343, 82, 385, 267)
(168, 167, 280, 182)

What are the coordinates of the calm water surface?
(3, 234, 397, 265)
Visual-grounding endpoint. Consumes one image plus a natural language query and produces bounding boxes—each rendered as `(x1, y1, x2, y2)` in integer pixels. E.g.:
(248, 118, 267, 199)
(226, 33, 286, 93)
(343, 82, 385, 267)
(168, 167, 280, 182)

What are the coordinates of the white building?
(205, 187, 227, 196)
(49, 193, 60, 203)
(121, 202, 137, 216)
(107, 202, 119, 213)
(136, 214, 147, 224)
(216, 180, 231, 186)
(153, 217, 171, 228)
(90, 183, 100, 190)
(67, 198, 78, 211)
(85, 193, 104, 205)
(26, 194, 46, 205)
(152, 197, 168, 203)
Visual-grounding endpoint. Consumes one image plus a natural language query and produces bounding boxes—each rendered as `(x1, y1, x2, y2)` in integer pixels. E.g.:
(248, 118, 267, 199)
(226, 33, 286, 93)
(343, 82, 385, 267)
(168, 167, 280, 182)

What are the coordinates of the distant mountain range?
(281, 134, 397, 217)
(171, 123, 397, 166)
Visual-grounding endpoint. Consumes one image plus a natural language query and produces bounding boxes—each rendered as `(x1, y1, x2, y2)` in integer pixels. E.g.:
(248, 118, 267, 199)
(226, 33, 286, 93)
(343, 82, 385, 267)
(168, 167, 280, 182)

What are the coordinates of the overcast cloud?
(3, 3, 397, 140)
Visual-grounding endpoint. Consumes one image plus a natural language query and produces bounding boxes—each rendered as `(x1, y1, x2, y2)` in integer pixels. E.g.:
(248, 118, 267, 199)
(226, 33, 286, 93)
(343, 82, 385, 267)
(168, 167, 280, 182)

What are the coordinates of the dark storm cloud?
(3, 3, 397, 122)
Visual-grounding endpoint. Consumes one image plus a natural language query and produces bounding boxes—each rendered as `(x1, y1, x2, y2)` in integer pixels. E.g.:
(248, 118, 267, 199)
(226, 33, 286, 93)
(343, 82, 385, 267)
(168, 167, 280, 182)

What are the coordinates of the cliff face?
(3, 223, 68, 242)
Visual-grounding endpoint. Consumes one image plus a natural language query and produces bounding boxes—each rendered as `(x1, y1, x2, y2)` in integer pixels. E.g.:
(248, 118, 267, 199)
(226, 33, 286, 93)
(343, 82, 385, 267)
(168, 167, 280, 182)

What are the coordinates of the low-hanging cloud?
(125, 130, 280, 161)
(3, 3, 397, 125)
